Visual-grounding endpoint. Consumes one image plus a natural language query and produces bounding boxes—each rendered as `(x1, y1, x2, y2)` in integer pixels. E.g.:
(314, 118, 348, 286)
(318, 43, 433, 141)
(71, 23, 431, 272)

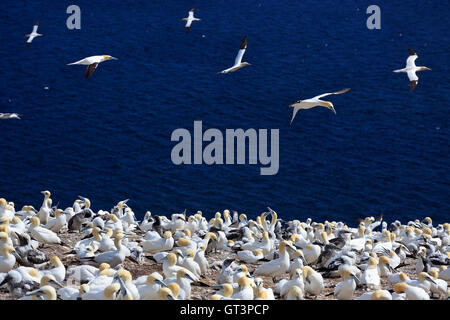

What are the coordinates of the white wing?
(32, 24, 39, 33)
(234, 36, 247, 66)
(314, 88, 351, 99)
(406, 55, 418, 68)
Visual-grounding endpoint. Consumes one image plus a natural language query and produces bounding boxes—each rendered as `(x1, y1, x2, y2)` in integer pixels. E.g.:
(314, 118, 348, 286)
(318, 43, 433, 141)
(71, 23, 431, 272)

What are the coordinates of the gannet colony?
(0, 192, 449, 300)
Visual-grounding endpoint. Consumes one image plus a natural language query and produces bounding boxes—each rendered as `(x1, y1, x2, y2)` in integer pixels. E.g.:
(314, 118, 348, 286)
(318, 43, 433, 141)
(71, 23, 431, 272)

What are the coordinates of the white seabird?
(25, 21, 42, 47)
(393, 48, 431, 92)
(0, 113, 22, 120)
(218, 35, 251, 74)
(289, 88, 351, 124)
(182, 8, 201, 33)
(67, 55, 118, 79)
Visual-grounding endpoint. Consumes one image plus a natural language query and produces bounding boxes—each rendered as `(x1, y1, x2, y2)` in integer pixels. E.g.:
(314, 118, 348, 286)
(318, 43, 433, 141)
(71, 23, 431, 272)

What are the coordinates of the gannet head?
(163, 231, 173, 239)
(419, 272, 436, 284)
(103, 55, 118, 61)
(40, 190, 51, 198)
(238, 276, 251, 289)
(40, 274, 63, 288)
(116, 269, 132, 282)
(394, 282, 408, 294)
(0, 232, 9, 243)
(0, 198, 7, 208)
(167, 253, 177, 266)
(30, 216, 40, 227)
(50, 256, 63, 267)
(167, 282, 180, 299)
(371, 290, 390, 300)
(158, 287, 175, 300)
(2, 245, 14, 255)
(104, 283, 120, 298)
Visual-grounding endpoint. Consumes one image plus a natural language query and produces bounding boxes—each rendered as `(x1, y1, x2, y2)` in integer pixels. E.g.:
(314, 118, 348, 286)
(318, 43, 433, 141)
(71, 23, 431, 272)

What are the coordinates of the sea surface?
(0, 1, 448, 225)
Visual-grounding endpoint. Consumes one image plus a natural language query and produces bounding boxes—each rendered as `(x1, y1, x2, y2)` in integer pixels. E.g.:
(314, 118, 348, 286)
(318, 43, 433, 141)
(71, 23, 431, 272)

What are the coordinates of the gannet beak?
(426, 277, 437, 284)
(51, 279, 64, 288)
(167, 294, 175, 300)
(155, 279, 167, 287)
(351, 274, 360, 283)
(110, 57, 118, 60)
(184, 273, 196, 282)
(330, 106, 337, 115)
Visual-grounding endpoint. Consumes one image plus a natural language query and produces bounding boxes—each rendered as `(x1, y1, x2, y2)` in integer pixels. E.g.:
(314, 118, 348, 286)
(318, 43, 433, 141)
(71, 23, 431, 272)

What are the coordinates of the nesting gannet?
(302, 266, 324, 297)
(231, 276, 254, 300)
(393, 49, 431, 91)
(289, 88, 351, 123)
(136, 273, 165, 300)
(237, 249, 264, 264)
(334, 269, 359, 300)
(164, 269, 196, 300)
(0, 245, 16, 273)
(82, 233, 127, 268)
(40, 256, 66, 283)
(0, 270, 39, 298)
(25, 21, 42, 47)
(67, 55, 118, 79)
(28, 217, 64, 246)
(285, 285, 303, 300)
(254, 278, 275, 300)
(253, 241, 296, 281)
(179, 248, 202, 279)
(394, 282, 430, 300)
(428, 269, 448, 299)
(357, 289, 392, 300)
(182, 8, 201, 33)
(22, 285, 57, 300)
(113, 269, 140, 300)
(0, 113, 22, 119)
(82, 282, 121, 300)
(218, 35, 251, 73)
(280, 269, 305, 299)
(142, 231, 174, 253)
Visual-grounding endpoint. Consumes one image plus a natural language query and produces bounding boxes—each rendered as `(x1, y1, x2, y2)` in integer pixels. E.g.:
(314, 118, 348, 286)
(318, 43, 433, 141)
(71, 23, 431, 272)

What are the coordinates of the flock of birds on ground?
(2, 8, 432, 122)
(0, 191, 449, 300)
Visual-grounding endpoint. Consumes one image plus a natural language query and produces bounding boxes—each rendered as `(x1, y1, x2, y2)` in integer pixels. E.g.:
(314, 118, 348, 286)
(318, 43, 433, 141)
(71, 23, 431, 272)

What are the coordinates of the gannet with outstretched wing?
(67, 55, 118, 79)
(182, 8, 201, 33)
(0, 113, 22, 120)
(25, 22, 42, 47)
(393, 49, 431, 92)
(218, 35, 251, 74)
(289, 88, 351, 124)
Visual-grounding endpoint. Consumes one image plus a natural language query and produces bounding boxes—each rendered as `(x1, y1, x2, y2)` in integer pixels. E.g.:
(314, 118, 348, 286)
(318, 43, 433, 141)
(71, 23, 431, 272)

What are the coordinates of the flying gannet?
(25, 21, 42, 47)
(218, 35, 251, 74)
(0, 113, 22, 120)
(289, 88, 351, 124)
(182, 8, 201, 33)
(67, 55, 118, 79)
(393, 49, 431, 91)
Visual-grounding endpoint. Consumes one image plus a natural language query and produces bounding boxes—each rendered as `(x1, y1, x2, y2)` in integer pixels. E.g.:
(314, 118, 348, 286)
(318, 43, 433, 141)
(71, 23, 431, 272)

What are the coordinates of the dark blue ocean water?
(0, 1, 448, 225)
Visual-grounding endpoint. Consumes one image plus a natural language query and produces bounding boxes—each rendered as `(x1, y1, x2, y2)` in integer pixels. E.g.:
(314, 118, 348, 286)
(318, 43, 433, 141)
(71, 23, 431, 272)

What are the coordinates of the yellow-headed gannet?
(67, 55, 118, 79)
(393, 49, 431, 91)
(182, 8, 201, 33)
(25, 21, 42, 47)
(289, 88, 351, 123)
(0, 113, 22, 119)
(218, 35, 251, 73)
